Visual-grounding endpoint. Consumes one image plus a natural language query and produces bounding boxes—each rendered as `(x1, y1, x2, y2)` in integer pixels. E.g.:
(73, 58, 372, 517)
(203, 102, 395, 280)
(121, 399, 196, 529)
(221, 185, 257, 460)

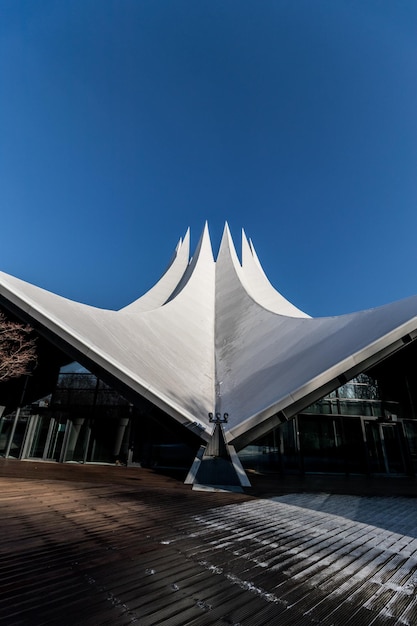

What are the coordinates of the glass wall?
(239, 373, 416, 476)
(0, 408, 31, 459)
(51, 363, 132, 463)
(305, 374, 385, 417)
(2, 345, 417, 478)
(0, 361, 200, 470)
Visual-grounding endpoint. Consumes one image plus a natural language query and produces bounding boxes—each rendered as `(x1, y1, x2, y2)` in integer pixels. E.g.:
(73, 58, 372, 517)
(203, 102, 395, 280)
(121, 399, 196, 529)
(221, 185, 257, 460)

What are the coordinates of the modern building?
(1, 224, 417, 486)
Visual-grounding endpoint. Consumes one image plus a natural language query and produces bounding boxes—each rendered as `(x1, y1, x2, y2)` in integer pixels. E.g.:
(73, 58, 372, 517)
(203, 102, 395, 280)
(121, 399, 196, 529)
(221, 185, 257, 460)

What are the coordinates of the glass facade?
(239, 373, 417, 476)
(1, 330, 417, 478)
(0, 361, 200, 471)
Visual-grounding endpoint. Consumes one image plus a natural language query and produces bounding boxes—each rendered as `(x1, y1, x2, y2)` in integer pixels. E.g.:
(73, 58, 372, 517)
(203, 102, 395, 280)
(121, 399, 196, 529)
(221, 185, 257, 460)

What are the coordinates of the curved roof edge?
(227, 316, 417, 449)
(241, 229, 310, 318)
(2, 224, 417, 450)
(120, 229, 191, 313)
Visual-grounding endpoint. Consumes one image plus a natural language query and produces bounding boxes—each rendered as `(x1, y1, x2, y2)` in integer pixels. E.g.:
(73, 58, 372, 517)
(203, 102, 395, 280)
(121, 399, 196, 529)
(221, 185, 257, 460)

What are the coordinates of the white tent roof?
(2, 224, 417, 448)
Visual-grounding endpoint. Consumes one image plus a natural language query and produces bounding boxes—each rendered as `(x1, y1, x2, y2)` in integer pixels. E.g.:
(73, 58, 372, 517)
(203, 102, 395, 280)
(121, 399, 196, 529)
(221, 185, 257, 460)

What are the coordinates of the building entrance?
(20, 415, 129, 464)
(23, 415, 67, 461)
(364, 421, 405, 474)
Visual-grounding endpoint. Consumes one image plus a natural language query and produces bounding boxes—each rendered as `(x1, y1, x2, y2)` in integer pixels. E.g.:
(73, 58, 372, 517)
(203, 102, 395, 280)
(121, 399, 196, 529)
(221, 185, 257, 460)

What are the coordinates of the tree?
(0, 311, 37, 382)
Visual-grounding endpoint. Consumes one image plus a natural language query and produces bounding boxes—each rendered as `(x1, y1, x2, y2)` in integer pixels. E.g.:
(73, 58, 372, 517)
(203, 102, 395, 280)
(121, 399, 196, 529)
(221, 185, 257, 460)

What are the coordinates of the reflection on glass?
(305, 373, 385, 417)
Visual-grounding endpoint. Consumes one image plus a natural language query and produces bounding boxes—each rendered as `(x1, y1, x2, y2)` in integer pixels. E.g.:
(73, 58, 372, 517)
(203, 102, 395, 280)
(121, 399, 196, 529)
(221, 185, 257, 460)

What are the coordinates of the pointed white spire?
(3, 223, 417, 453)
(241, 228, 252, 266)
(217, 222, 242, 268)
(164, 221, 214, 302)
(240, 231, 310, 318)
(121, 229, 190, 313)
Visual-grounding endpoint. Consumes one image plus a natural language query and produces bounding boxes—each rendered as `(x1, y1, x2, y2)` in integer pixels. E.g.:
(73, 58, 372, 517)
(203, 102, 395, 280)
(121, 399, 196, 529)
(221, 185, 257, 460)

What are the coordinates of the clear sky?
(1, 0, 416, 316)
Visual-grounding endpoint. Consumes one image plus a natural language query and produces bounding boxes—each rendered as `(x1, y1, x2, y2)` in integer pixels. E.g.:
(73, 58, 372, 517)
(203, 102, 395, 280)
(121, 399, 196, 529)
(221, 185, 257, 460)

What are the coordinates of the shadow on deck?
(1, 459, 416, 626)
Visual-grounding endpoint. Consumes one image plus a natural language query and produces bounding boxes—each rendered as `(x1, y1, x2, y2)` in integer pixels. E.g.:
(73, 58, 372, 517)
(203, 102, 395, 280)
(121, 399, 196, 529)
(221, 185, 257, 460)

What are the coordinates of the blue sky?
(1, 0, 416, 316)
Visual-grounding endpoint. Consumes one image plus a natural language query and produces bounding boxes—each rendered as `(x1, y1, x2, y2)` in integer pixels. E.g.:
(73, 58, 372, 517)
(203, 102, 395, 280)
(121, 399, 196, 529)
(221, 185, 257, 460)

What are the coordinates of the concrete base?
(192, 484, 244, 493)
(185, 424, 251, 489)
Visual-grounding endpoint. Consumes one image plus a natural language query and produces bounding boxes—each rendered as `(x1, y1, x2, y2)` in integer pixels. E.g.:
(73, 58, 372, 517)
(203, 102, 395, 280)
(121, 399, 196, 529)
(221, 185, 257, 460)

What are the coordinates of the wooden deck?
(1, 459, 417, 625)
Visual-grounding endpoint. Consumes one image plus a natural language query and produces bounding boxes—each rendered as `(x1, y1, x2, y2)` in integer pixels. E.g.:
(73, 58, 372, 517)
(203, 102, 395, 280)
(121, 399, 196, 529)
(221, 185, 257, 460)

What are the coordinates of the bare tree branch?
(0, 311, 37, 382)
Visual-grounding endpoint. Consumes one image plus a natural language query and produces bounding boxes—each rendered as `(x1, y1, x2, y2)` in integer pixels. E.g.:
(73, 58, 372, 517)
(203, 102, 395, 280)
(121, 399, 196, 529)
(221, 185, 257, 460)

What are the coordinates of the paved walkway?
(1, 459, 417, 625)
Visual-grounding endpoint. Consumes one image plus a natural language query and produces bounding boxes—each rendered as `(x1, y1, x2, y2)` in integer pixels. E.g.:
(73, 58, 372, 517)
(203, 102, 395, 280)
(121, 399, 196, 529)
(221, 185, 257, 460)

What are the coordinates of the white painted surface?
(2, 224, 417, 446)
